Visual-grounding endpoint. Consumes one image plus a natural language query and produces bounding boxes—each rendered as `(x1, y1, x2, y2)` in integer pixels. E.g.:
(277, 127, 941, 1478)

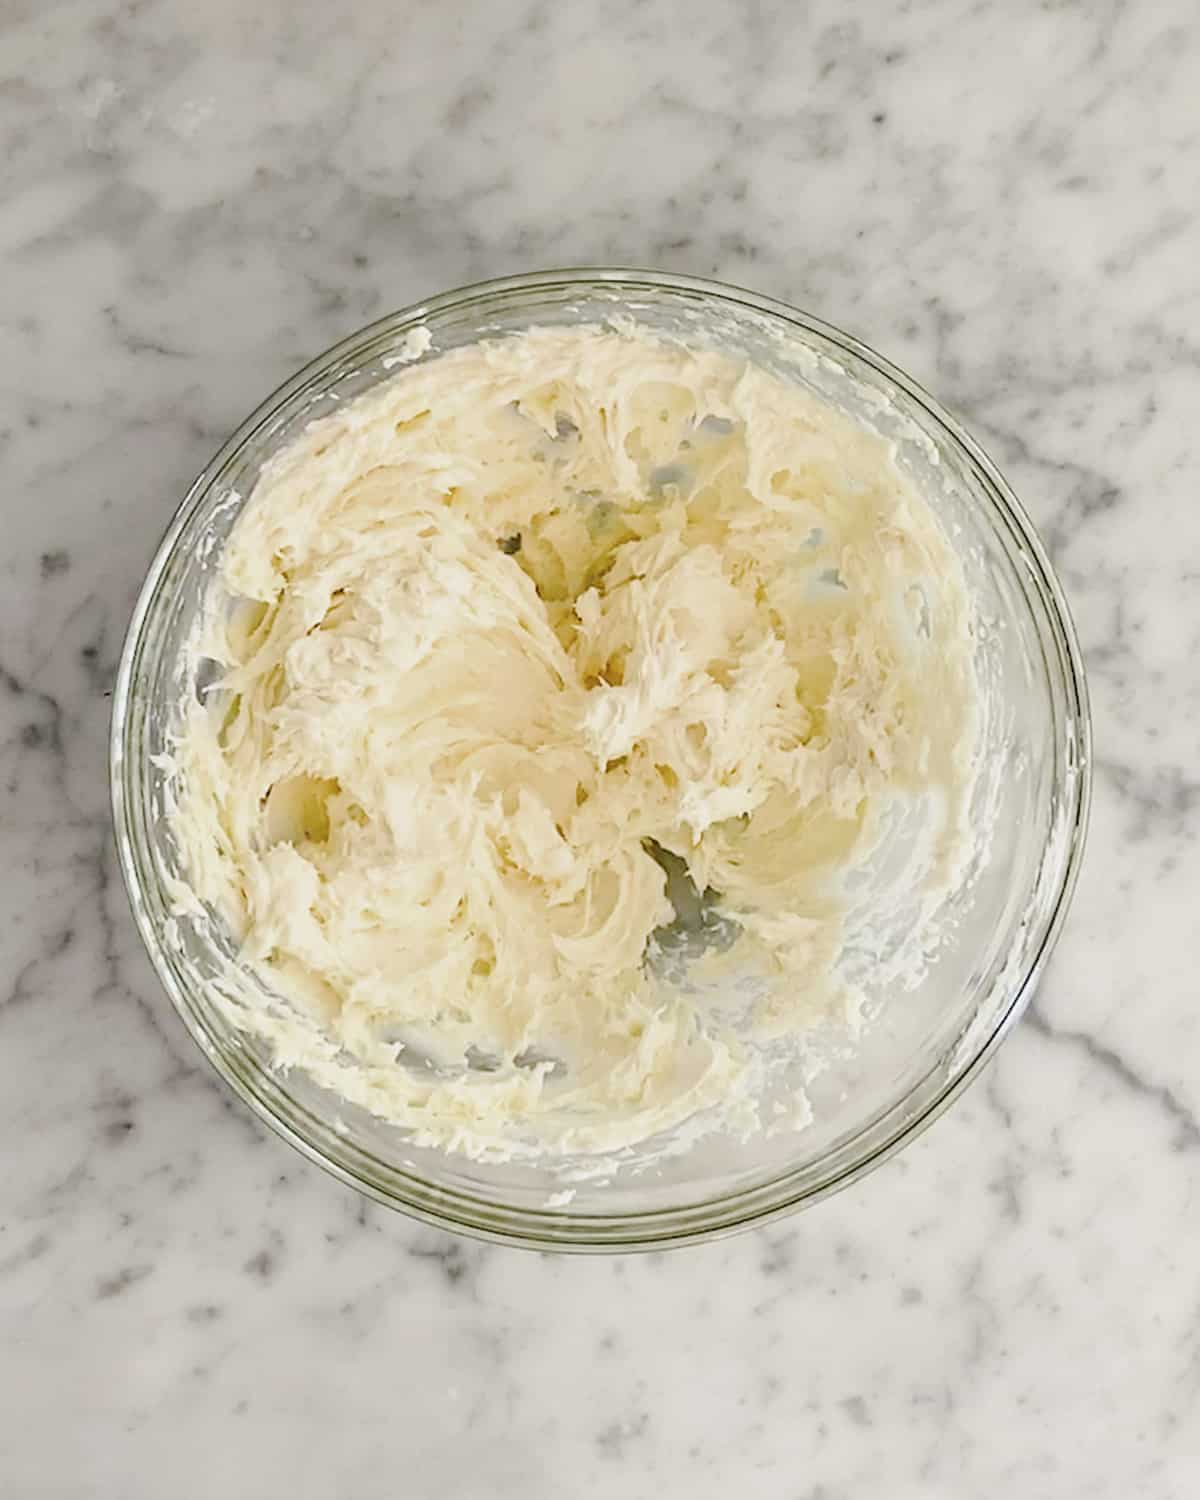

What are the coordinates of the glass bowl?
(111, 269, 1091, 1251)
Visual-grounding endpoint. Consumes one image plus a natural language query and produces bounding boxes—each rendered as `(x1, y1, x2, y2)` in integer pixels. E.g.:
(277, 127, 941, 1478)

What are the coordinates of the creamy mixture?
(166, 325, 977, 1160)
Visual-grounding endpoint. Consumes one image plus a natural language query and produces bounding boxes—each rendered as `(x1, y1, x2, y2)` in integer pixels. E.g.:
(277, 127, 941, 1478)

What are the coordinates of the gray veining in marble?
(3, 1, 1199, 1496)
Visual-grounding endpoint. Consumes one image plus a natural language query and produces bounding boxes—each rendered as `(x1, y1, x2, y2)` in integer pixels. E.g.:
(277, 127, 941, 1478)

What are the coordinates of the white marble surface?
(2, 0, 1198, 1494)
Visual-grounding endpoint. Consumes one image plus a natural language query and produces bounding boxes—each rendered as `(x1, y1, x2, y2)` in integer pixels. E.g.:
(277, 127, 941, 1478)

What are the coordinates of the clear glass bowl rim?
(110, 267, 1092, 1252)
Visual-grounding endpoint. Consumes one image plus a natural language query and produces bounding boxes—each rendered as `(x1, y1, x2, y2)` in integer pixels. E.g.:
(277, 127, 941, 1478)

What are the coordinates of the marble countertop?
(3, 1, 1199, 1495)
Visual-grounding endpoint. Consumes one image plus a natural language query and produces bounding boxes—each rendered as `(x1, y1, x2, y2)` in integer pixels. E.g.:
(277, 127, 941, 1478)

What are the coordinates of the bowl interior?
(113, 273, 1088, 1247)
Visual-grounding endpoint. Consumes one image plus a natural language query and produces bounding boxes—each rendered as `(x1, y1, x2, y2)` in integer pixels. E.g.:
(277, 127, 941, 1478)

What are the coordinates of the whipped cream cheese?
(166, 324, 977, 1160)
